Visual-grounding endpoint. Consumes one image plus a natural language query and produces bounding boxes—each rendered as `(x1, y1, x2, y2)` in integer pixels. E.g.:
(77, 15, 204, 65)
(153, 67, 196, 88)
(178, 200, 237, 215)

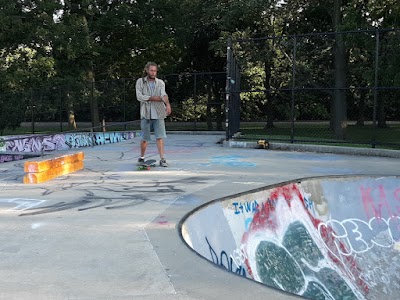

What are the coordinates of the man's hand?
(149, 96, 171, 115)
(165, 103, 172, 116)
(149, 96, 163, 101)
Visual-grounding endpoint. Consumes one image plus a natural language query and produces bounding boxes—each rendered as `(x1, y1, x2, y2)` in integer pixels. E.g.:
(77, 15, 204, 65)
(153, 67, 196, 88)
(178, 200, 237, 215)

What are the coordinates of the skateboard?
(137, 159, 156, 170)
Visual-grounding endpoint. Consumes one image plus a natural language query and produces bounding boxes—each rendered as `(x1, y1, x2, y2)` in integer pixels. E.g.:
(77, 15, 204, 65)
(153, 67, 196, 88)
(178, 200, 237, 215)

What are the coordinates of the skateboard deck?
(137, 159, 156, 170)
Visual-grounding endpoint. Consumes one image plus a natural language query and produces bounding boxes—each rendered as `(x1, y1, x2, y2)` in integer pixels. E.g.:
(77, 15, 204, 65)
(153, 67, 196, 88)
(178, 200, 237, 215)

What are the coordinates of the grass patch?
(1, 121, 223, 136)
(238, 122, 400, 150)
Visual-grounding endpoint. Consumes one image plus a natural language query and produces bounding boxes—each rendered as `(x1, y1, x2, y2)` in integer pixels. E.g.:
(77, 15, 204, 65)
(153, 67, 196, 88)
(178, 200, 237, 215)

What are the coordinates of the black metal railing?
(226, 28, 400, 149)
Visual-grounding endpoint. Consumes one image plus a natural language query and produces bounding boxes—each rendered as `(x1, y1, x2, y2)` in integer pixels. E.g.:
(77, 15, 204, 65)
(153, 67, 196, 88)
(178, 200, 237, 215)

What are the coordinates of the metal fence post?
(31, 90, 35, 134)
(225, 38, 232, 141)
(232, 58, 240, 136)
(90, 128, 95, 148)
(90, 80, 95, 128)
(59, 86, 63, 132)
(123, 78, 127, 130)
(291, 36, 297, 143)
(194, 73, 197, 131)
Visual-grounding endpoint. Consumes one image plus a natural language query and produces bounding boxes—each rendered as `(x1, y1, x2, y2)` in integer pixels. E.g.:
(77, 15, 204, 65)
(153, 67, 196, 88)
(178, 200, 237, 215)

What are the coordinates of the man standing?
(136, 62, 172, 167)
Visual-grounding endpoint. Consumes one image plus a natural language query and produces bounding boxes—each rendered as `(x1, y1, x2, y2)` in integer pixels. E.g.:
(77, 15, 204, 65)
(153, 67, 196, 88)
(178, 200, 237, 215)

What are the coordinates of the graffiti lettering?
(17, 177, 206, 216)
(395, 188, 400, 216)
(356, 254, 400, 297)
(10, 137, 41, 152)
(304, 197, 316, 215)
(360, 267, 391, 288)
(231, 244, 248, 268)
(95, 132, 123, 145)
(0, 138, 5, 151)
(232, 200, 259, 215)
(4, 131, 141, 153)
(0, 154, 24, 163)
(6, 134, 66, 152)
(205, 237, 247, 277)
(319, 216, 400, 257)
(361, 185, 394, 219)
(65, 133, 93, 148)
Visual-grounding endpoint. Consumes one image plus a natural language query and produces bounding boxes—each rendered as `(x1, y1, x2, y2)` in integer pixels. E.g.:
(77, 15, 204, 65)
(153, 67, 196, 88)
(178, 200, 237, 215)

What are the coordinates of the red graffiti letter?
(361, 185, 393, 219)
(394, 188, 400, 216)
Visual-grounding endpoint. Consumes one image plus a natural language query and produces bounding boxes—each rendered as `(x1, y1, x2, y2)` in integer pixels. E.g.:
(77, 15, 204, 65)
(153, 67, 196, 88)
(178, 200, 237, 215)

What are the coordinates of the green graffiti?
(303, 281, 334, 300)
(255, 221, 358, 299)
(314, 268, 357, 300)
(283, 221, 324, 271)
(256, 241, 305, 294)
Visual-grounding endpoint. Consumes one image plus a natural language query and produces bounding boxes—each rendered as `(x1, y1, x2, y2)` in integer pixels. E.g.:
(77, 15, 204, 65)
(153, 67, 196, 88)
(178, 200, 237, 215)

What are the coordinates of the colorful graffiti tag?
(3, 134, 66, 152)
(0, 154, 24, 163)
(0, 131, 142, 156)
(240, 184, 366, 299)
(181, 176, 400, 300)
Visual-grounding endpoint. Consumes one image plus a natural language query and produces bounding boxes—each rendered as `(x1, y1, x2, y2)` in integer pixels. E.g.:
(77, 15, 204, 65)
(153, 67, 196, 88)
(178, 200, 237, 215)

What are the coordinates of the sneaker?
(159, 158, 168, 167)
(137, 157, 145, 165)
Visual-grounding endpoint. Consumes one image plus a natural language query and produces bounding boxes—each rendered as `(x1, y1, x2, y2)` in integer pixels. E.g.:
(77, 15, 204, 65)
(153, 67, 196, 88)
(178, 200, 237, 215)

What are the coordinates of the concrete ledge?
(168, 130, 225, 135)
(223, 140, 400, 158)
(23, 151, 84, 184)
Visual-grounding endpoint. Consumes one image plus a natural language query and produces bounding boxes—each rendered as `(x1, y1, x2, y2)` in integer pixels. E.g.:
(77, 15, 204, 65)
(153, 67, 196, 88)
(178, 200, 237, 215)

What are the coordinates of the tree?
(1, 0, 398, 132)
(0, 0, 59, 132)
(341, 0, 400, 128)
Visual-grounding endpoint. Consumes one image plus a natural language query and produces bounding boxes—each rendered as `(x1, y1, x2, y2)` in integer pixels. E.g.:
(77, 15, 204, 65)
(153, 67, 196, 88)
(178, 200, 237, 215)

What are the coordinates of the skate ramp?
(180, 176, 400, 300)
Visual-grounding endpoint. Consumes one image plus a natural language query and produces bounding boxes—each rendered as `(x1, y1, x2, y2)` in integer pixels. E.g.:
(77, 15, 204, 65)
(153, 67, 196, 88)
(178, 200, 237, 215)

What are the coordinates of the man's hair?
(142, 62, 158, 78)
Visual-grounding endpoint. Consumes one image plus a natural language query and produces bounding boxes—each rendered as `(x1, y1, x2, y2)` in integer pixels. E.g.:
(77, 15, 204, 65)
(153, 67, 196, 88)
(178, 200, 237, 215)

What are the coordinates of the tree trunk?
(80, 14, 100, 129)
(66, 0, 100, 129)
(377, 97, 388, 128)
(89, 76, 100, 130)
(213, 81, 223, 131)
(264, 59, 275, 129)
(356, 89, 367, 126)
(333, 0, 347, 139)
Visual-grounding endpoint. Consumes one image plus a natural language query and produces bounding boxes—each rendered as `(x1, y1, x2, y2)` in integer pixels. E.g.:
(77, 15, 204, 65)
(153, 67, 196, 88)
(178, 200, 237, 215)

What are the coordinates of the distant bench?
(24, 151, 84, 184)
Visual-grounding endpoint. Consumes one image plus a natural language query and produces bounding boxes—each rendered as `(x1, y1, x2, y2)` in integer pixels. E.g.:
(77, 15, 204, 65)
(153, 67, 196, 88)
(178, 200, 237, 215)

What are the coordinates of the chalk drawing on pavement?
(0, 198, 46, 211)
(200, 155, 256, 167)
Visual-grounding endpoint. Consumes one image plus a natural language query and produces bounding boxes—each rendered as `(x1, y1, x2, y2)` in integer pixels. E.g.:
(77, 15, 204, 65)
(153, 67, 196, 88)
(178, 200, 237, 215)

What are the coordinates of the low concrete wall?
(181, 175, 400, 300)
(0, 130, 142, 155)
(224, 140, 400, 158)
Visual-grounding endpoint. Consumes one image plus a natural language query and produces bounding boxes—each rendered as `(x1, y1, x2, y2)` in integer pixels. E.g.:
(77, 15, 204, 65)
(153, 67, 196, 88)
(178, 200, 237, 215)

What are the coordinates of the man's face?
(147, 65, 158, 79)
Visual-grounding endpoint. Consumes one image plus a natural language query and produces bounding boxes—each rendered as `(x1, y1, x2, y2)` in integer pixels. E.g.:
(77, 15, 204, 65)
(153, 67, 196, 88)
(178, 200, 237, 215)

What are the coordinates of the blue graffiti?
(279, 153, 340, 161)
(304, 197, 316, 215)
(200, 155, 256, 167)
(233, 200, 259, 215)
(205, 237, 247, 277)
(245, 217, 253, 231)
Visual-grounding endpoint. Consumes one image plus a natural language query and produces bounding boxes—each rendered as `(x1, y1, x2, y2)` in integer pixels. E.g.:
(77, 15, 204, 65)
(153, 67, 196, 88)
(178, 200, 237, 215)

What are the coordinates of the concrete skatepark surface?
(1, 133, 400, 300)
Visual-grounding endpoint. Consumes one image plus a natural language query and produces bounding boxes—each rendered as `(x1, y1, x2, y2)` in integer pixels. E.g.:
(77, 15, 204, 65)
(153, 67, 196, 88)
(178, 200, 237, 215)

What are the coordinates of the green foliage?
(0, 0, 399, 131)
(0, 91, 27, 133)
